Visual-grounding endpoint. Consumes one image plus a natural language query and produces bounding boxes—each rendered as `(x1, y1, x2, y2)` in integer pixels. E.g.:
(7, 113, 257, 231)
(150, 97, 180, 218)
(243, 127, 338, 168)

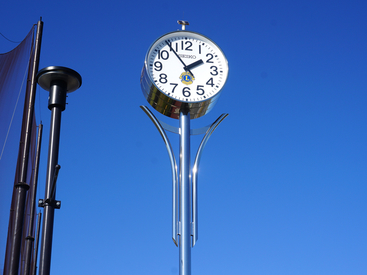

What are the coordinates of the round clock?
(141, 30, 228, 119)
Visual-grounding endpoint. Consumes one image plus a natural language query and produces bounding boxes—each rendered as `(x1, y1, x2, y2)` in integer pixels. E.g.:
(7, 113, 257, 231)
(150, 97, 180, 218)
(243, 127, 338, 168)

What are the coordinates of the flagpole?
(23, 123, 43, 275)
(32, 212, 42, 275)
(7, 18, 43, 275)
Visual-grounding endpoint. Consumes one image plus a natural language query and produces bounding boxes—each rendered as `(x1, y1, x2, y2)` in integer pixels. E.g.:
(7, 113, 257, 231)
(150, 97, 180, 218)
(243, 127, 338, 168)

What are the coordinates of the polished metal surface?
(141, 106, 228, 275)
(140, 29, 228, 120)
(140, 106, 179, 246)
(179, 110, 191, 275)
(191, 113, 228, 247)
(149, 116, 215, 136)
(141, 65, 221, 119)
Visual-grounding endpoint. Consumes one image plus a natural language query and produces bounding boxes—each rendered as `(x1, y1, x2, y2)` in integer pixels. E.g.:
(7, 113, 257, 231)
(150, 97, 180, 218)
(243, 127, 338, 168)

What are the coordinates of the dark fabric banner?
(0, 26, 36, 275)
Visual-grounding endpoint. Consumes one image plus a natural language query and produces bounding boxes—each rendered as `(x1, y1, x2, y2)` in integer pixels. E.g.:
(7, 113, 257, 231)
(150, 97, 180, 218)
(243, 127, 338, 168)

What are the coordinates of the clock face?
(145, 31, 228, 103)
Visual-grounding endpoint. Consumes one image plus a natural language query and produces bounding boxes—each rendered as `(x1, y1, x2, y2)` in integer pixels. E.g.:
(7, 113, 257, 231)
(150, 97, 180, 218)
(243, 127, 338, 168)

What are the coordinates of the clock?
(141, 30, 228, 119)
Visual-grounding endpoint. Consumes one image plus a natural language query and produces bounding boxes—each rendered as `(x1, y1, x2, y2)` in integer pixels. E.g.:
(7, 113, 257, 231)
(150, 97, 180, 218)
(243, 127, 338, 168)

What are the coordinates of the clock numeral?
(167, 41, 178, 52)
(206, 53, 214, 63)
(158, 50, 169, 60)
(183, 87, 191, 97)
(182, 41, 192, 51)
(199, 44, 202, 54)
(159, 73, 168, 84)
(154, 61, 163, 71)
(206, 78, 214, 87)
(170, 83, 178, 93)
(196, 85, 205, 95)
(210, 66, 218, 76)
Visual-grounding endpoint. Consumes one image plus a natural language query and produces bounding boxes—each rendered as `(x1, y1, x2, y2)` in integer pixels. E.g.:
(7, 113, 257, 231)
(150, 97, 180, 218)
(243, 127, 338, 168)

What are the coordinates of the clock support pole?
(140, 106, 228, 275)
(179, 110, 191, 275)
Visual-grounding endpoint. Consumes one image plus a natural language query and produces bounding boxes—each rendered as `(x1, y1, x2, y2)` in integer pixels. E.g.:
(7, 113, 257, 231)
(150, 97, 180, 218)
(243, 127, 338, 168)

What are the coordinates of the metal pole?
(7, 19, 43, 275)
(36, 66, 81, 275)
(32, 213, 42, 275)
(140, 106, 179, 246)
(141, 106, 228, 274)
(179, 110, 191, 275)
(38, 81, 64, 275)
(23, 124, 43, 275)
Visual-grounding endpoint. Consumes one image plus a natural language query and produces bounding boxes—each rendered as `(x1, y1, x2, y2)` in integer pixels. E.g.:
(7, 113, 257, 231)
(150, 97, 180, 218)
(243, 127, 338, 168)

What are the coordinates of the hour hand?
(185, 59, 204, 71)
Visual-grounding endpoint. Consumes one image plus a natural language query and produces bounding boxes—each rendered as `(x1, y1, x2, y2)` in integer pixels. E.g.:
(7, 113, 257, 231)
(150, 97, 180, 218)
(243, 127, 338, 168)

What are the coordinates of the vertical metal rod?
(36, 66, 81, 275)
(8, 19, 43, 275)
(19, 20, 43, 195)
(32, 212, 42, 275)
(192, 113, 228, 247)
(140, 106, 179, 246)
(24, 123, 43, 275)
(38, 83, 66, 275)
(179, 110, 191, 275)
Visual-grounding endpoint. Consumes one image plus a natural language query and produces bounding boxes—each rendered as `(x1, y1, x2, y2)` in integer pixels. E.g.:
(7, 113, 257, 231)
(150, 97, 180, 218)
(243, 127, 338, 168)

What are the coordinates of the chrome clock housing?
(140, 30, 228, 119)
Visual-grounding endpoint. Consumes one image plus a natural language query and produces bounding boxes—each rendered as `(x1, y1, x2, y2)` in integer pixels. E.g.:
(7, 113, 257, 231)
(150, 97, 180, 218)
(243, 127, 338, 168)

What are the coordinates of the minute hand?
(165, 40, 195, 77)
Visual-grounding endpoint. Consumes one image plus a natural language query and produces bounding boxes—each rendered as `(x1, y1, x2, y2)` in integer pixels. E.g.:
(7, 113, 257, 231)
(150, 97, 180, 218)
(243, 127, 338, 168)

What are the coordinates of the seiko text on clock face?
(146, 31, 228, 103)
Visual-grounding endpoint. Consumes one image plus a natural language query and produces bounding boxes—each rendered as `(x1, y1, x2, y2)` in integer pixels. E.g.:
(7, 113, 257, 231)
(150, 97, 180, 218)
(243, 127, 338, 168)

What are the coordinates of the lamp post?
(36, 66, 81, 275)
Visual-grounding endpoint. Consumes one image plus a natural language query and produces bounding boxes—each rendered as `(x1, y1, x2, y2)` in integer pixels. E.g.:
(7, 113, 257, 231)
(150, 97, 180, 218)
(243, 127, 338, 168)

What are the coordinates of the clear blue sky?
(1, 0, 367, 274)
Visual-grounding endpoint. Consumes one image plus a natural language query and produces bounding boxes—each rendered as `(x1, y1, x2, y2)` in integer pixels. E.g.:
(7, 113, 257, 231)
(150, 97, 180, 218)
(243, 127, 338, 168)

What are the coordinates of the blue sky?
(1, 0, 367, 274)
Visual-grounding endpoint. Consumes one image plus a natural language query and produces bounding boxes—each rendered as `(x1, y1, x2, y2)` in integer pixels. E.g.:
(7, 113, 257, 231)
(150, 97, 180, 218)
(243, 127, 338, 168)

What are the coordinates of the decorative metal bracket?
(140, 106, 179, 246)
(140, 106, 228, 247)
(191, 113, 228, 246)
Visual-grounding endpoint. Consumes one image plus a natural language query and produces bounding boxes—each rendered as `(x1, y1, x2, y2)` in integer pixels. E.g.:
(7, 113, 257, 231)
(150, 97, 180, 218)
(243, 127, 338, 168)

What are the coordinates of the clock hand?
(184, 59, 204, 71)
(165, 40, 186, 67)
(165, 40, 195, 77)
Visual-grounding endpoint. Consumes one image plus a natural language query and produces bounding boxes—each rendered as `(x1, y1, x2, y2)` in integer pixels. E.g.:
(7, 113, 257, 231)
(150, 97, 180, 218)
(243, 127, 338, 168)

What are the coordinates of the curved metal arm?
(140, 106, 179, 246)
(192, 113, 228, 247)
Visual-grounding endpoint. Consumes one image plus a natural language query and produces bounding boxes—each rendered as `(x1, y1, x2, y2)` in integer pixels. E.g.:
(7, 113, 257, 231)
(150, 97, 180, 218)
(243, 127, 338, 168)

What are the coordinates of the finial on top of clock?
(177, 20, 189, 30)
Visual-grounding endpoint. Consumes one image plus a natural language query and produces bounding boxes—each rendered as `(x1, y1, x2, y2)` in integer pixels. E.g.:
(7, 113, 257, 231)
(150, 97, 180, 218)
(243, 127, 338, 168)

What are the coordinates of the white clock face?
(146, 31, 228, 103)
